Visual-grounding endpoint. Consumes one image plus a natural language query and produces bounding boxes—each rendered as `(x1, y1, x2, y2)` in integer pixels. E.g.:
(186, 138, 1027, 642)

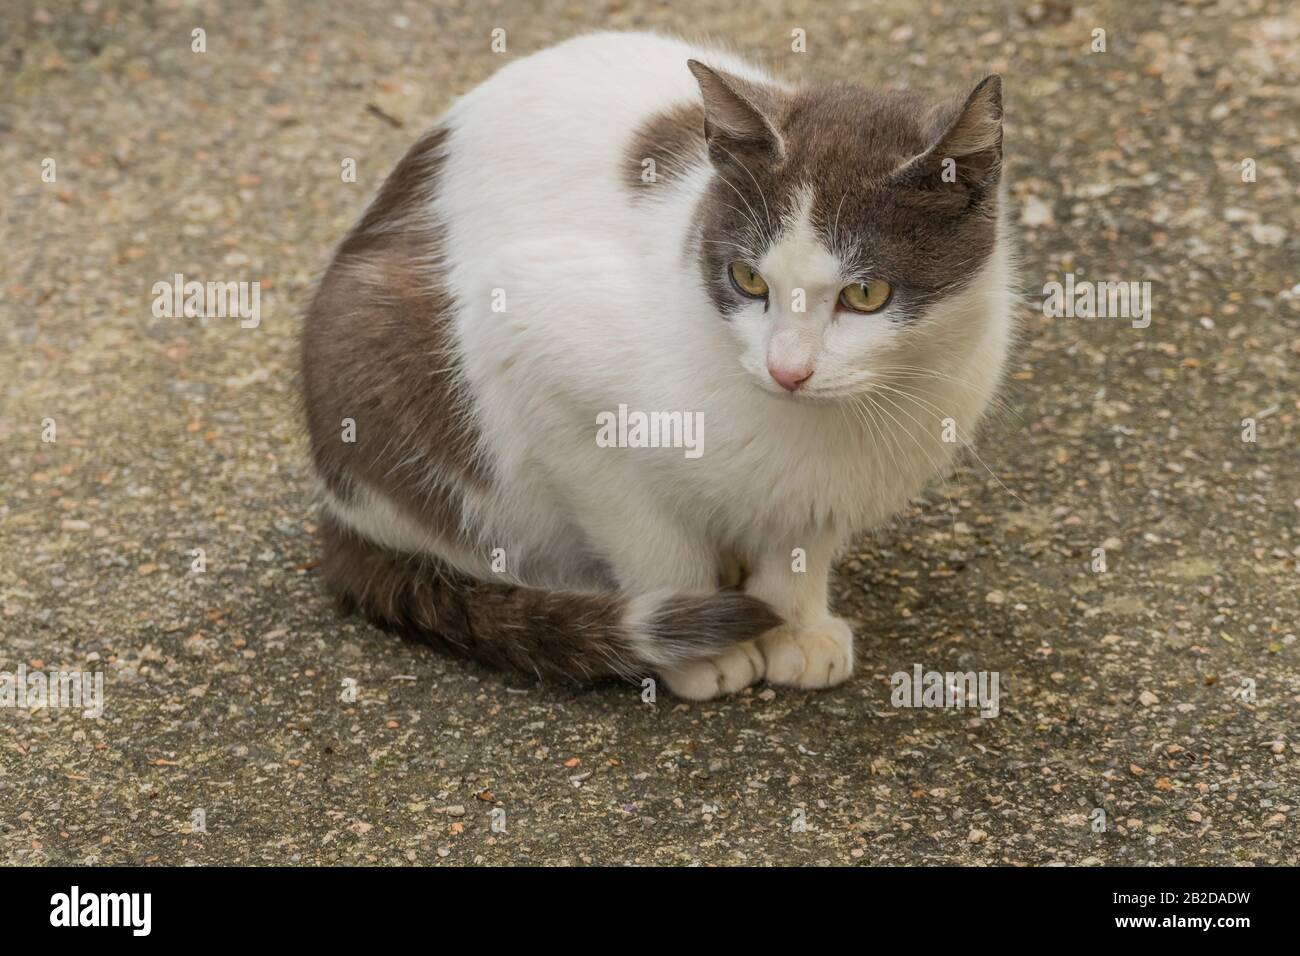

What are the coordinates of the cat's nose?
(768, 363, 813, 392)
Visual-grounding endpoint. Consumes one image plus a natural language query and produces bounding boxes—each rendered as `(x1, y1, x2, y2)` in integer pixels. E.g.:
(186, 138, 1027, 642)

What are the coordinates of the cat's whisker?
(699, 238, 762, 259)
(869, 380, 1026, 506)
(713, 202, 768, 246)
(854, 392, 933, 528)
(826, 191, 849, 263)
(853, 399, 898, 492)
(712, 171, 770, 244)
(872, 365, 1017, 416)
(859, 392, 958, 534)
(715, 158, 775, 243)
(872, 373, 1016, 431)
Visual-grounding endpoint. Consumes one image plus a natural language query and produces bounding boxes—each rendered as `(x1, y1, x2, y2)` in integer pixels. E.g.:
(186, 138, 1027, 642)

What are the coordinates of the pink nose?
(768, 363, 813, 392)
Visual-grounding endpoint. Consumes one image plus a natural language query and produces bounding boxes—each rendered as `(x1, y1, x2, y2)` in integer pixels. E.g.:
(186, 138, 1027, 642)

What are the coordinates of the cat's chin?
(803, 391, 866, 405)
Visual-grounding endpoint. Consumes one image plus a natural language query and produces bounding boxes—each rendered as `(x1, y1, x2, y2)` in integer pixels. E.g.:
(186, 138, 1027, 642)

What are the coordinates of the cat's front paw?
(660, 640, 765, 700)
(759, 618, 854, 689)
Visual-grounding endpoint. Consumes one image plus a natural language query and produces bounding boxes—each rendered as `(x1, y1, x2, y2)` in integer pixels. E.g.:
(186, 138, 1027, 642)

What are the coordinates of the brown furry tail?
(318, 518, 782, 682)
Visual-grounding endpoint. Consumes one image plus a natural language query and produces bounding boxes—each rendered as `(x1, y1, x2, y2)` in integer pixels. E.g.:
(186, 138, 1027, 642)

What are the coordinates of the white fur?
(334, 32, 1014, 697)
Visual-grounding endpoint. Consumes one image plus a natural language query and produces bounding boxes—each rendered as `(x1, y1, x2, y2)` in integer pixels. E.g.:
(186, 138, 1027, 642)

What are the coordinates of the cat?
(301, 31, 1014, 700)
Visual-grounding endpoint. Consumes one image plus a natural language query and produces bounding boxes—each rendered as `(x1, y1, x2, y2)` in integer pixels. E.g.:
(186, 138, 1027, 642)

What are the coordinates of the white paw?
(759, 618, 854, 689)
(660, 640, 765, 700)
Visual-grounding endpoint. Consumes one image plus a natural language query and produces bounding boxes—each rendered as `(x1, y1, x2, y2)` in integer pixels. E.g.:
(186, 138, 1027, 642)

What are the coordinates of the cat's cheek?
(729, 317, 774, 381)
(822, 324, 889, 380)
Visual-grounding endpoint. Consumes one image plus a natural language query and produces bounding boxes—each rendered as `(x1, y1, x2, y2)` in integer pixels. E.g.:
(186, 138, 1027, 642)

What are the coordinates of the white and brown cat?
(301, 32, 1014, 699)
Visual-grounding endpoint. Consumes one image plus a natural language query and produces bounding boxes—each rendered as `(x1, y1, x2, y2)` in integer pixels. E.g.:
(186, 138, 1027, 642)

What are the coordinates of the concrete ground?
(1, 0, 1296, 865)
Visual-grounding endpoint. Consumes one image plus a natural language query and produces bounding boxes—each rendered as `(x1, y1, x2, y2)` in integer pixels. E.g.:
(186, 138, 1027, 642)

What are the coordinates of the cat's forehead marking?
(758, 183, 843, 291)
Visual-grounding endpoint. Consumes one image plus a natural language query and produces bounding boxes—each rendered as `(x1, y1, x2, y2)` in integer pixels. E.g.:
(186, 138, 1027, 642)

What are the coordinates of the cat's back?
(436, 32, 770, 228)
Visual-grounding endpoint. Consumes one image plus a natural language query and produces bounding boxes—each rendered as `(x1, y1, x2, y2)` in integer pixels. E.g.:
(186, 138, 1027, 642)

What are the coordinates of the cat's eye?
(728, 261, 769, 299)
(839, 279, 893, 314)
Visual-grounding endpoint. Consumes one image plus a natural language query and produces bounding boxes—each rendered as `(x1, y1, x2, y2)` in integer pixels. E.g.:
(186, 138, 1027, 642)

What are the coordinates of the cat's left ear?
(896, 75, 1002, 190)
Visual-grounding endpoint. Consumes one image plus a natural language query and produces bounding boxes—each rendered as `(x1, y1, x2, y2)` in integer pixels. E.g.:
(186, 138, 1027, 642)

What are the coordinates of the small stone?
(1250, 223, 1285, 246)
(1020, 195, 1054, 228)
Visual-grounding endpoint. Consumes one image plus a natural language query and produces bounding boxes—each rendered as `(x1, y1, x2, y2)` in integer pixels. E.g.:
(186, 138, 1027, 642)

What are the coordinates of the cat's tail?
(319, 518, 782, 682)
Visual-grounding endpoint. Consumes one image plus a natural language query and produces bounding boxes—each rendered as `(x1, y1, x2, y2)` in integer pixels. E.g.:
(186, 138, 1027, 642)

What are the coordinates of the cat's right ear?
(687, 60, 784, 166)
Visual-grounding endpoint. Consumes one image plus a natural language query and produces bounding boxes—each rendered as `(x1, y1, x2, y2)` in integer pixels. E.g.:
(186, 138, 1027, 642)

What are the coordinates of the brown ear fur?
(687, 59, 784, 164)
(896, 75, 1003, 192)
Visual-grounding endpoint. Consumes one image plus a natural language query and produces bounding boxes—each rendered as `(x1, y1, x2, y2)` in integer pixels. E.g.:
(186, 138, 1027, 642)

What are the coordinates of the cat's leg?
(624, 537, 767, 701)
(581, 508, 766, 700)
(717, 549, 751, 589)
(746, 526, 854, 690)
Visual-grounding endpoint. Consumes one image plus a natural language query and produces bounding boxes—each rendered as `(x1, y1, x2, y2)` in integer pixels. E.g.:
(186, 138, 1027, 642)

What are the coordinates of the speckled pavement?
(1, 0, 1296, 865)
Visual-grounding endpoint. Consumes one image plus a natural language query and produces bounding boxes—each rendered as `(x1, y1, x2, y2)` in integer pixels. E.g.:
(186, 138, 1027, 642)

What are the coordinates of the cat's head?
(688, 61, 1006, 400)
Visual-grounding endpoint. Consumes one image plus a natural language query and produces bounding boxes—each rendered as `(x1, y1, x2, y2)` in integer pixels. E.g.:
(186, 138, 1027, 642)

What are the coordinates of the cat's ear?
(896, 75, 1002, 190)
(686, 60, 784, 165)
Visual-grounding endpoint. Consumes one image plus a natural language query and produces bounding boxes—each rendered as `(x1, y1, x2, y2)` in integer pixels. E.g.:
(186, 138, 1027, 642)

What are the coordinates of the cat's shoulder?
(469, 31, 778, 92)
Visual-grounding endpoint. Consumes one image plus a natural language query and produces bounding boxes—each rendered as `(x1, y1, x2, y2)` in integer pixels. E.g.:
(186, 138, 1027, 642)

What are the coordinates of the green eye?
(728, 261, 769, 299)
(839, 279, 892, 313)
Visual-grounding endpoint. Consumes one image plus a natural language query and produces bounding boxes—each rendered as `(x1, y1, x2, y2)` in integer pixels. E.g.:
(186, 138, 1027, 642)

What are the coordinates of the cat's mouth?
(744, 353, 877, 403)
(753, 377, 849, 404)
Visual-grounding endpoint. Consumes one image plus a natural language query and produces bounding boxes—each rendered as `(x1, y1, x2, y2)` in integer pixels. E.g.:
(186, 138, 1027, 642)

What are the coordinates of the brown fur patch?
(624, 102, 707, 198)
(301, 126, 489, 544)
